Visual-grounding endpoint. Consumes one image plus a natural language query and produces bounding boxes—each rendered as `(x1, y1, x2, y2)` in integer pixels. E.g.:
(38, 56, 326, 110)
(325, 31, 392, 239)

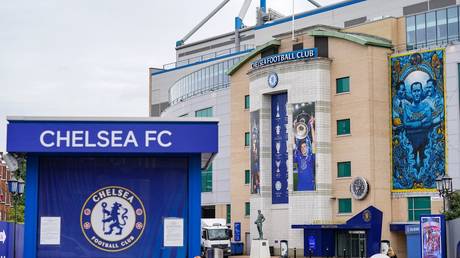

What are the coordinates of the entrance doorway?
(336, 231, 367, 258)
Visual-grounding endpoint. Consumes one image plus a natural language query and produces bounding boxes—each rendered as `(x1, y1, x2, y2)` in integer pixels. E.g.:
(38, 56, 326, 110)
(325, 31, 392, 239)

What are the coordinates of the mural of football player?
(423, 79, 444, 125)
(392, 81, 409, 131)
(403, 81, 433, 169)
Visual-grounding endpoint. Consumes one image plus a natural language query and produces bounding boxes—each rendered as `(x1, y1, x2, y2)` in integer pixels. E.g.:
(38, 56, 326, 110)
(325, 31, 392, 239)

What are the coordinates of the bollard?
(361, 248, 364, 258)
(325, 247, 329, 258)
(343, 248, 347, 258)
(294, 247, 296, 258)
(309, 248, 312, 258)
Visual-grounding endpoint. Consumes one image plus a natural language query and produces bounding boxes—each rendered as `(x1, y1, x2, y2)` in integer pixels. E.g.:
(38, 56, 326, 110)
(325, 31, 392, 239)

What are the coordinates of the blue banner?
(0, 222, 24, 258)
(272, 94, 288, 204)
(37, 156, 188, 258)
(7, 121, 218, 153)
(234, 222, 241, 242)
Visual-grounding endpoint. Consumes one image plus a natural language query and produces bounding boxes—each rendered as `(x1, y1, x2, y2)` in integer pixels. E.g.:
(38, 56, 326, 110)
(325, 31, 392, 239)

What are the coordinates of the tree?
(443, 191, 460, 221)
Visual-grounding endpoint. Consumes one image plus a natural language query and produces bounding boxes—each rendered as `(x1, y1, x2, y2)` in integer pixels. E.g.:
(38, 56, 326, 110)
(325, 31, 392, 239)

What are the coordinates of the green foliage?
(443, 191, 460, 221)
(7, 155, 26, 223)
(7, 202, 24, 223)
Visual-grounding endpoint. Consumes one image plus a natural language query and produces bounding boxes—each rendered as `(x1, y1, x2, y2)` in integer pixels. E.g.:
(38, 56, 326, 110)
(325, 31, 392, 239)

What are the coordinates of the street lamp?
(436, 175, 453, 212)
(7, 174, 24, 258)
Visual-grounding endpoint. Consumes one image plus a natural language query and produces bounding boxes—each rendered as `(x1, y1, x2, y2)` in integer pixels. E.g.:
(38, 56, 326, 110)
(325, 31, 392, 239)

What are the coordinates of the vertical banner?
(292, 102, 316, 191)
(272, 93, 288, 204)
(390, 49, 446, 192)
(420, 215, 446, 258)
(234, 222, 241, 242)
(250, 110, 260, 194)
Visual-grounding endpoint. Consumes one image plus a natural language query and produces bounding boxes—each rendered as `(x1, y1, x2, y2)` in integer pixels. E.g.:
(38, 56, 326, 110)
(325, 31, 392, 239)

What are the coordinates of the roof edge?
(227, 39, 281, 76)
(308, 29, 392, 48)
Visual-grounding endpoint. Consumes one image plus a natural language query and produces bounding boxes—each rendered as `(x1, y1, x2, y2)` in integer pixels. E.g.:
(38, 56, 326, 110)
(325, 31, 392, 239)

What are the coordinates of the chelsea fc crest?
(267, 72, 279, 88)
(80, 186, 146, 252)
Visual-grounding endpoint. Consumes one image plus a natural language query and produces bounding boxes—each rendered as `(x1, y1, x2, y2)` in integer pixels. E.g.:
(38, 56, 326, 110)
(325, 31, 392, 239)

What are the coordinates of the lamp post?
(436, 175, 453, 212)
(7, 174, 24, 258)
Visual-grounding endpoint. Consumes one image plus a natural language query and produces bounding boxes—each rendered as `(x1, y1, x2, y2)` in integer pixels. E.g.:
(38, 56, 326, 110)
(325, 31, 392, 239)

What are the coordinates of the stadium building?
(149, 0, 460, 257)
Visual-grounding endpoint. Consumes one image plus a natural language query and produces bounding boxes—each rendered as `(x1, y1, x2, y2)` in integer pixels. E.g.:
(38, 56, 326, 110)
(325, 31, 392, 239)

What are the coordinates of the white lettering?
(97, 131, 110, 147)
(40, 130, 55, 147)
(145, 130, 157, 147)
(85, 131, 96, 147)
(124, 131, 138, 147)
(158, 130, 172, 147)
(72, 131, 84, 147)
(111, 131, 123, 147)
(56, 131, 70, 147)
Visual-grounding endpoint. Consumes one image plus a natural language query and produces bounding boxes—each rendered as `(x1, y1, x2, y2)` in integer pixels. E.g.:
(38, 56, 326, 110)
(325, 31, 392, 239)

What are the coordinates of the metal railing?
(162, 44, 254, 70)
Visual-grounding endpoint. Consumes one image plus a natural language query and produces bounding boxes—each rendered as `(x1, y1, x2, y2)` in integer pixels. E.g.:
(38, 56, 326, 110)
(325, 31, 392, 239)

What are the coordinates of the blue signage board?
(271, 93, 288, 204)
(7, 120, 218, 153)
(251, 48, 318, 69)
(234, 222, 241, 242)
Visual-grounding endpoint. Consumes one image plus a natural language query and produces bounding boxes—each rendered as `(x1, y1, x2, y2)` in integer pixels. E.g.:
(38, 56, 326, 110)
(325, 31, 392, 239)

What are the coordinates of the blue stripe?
(255, 0, 367, 30)
(24, 156, 38, 258)
(152, 49, 253, 76)
(188, 154, 201, 257)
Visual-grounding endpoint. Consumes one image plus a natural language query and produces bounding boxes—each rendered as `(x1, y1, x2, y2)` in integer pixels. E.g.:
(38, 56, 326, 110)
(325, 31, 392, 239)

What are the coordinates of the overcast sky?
(0, 0, 340, 151)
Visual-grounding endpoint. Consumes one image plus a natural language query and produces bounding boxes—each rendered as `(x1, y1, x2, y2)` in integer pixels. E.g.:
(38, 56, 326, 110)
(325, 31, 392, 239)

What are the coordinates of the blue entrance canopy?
(6, 117, 219, 258)
(292, 206, 383, 257)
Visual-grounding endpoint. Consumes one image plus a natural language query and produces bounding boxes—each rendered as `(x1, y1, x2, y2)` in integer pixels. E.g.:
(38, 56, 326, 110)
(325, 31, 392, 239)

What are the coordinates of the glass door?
(336, 231, 367, 258)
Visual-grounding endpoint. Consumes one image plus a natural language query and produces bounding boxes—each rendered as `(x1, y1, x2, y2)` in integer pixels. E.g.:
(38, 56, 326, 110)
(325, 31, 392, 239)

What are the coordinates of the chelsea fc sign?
(81, 186, 146, 252)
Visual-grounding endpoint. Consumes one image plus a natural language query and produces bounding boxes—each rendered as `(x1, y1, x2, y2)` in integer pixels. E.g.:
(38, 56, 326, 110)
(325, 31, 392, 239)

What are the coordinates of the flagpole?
(292, 0, 295, 41)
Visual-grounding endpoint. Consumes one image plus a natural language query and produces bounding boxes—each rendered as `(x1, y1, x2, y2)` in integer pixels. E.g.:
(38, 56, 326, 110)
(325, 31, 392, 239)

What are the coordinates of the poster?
(164, 218, 184, 247)
(390, 49, 446, 192)
(420, 215, 445, 258)
(292, 102, 316, 191)
(272, 93, 288, 204)
(39, 217, 61, 245)
(250, 110, 260, 194)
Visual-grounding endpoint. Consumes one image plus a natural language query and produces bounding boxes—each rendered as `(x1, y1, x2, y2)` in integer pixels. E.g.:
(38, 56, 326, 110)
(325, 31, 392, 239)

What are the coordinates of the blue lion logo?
(101, 201, 128, 235)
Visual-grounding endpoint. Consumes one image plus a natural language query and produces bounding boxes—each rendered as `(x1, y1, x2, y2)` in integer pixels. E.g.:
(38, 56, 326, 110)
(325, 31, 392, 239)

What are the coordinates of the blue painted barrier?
(0, 221, 24, 258)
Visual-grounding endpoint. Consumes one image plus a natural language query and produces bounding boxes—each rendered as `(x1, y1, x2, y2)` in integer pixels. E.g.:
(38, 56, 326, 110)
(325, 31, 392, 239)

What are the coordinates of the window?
(245, 170, 250, 185)
(201, 164, 213, 192)
(406, 16, 416, 49)
(437, 9, 448, 42)
(337, 119, 351, 135)
(426, 11, 436, 45)
(292, 43, 304, 51)
(245, 202, 250, 216)
(337, 161, 351, 177)
(336, 77, 350, 93)
(416, 13, 426, 46)
(226, 204, 231, 224)
(195, 107, 213, 117)
(244, 132, 250, 146)
(408, 197, 431, 221)
(202, 205, 216, 218)
(448, 7, 459, 40)
(338, 198, 352, 214)
(244, 95, 250, 109)
(261, 48, 278, 58)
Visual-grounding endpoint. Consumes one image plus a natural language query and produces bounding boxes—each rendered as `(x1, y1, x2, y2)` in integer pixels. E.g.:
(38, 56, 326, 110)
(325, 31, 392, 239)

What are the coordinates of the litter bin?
(206, 248, 224, 258)
(231, 242, 244, 255)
